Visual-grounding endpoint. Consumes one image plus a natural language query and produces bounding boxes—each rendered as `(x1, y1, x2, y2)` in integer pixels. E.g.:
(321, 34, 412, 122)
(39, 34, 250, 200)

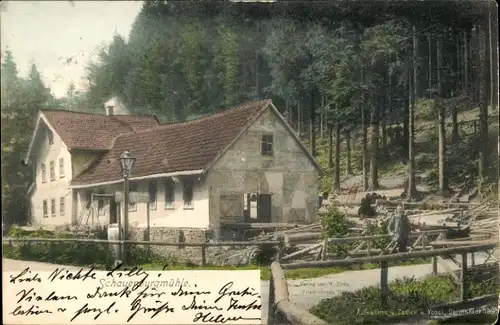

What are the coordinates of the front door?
(257, 194, 272, 223)
(109, 200, 118, 224)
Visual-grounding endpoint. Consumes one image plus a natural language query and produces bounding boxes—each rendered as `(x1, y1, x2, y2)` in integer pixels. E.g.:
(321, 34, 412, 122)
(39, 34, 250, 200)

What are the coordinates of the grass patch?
(309, 274, 498, 325)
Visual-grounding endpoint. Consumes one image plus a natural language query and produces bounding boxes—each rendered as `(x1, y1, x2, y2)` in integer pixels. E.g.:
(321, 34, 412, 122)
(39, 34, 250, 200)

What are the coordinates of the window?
(261, 134, 274, 156)
(43, 200, 48, 218)
(183, 178, 194, 209)
(47, 129, 54, 145)
(49, 161, 55, 181)
(129, 183, 137, 212)
(148, 181, 157, 210)
(165, 178, 175, 209)
(41, 163, 47, 183)
(51, 199, 56, 217)
(60, 197, 65, 216)
(59, 158, 65, 178)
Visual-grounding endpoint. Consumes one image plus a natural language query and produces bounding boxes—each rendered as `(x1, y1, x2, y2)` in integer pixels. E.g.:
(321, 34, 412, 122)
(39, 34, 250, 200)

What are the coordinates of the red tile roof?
(42, 110, 160, 151)
(71, 100, 272, 186)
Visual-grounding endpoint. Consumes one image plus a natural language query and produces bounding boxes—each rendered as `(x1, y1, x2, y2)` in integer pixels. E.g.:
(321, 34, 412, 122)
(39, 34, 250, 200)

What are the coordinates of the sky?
(1, 1, 143, 98)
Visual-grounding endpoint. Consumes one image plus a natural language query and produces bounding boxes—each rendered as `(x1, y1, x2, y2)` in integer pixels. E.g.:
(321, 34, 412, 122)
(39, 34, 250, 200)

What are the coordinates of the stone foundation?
(126, 226, 259, 265)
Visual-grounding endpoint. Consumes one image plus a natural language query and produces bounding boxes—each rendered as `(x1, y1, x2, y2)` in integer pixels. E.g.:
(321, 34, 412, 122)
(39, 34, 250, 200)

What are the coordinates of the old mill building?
(23, 99, 324, 241)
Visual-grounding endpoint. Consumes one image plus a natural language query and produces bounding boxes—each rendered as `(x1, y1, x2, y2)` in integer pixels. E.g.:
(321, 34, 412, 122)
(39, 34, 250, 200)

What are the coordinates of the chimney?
(104, 97, 117, 116)
(106, 105, 114, 116)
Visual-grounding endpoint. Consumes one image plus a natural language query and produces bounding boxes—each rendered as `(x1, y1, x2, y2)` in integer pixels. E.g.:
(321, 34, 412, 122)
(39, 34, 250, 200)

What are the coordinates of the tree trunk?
(320, 95, 325, 139)
(346, 130, 352, 175)
(478, 22, 489, 178)
(328, 125, 333, 169)
(369, 95, 380, 190)
(463, 29, 469, 94)
(451, 108, 459, 144)
(455, 31, 462, 93)
(297, 100, 301, 136)
(362, 108, 369, 191)
(403, 80, 409, 159)
(484, 13, 491, 109)
(490, 0, 499, 112)
(310, 90, 317, 157)
(360, 73, 369, 191)
(451, 31, 460, 144)
(333, 113, 341, 191)
(255, 53, 260, 99)
(407, 25, 418, 199)
(472, 25, 481, 106)
(437, 35, 449, 195)
(428, 32, 433, 99)
(382, 71, 391, 157)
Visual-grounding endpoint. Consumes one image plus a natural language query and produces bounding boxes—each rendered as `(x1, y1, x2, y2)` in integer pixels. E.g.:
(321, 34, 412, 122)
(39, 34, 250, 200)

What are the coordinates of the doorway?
(257, 193, 272, 223)
(109, 200, 118, 224)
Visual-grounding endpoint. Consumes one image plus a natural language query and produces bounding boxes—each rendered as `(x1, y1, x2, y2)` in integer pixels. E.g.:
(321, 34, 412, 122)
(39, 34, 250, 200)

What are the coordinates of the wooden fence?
(281, 229, 446, 262)
(268, 241, 498, 325)
(2, 237, 285, 266)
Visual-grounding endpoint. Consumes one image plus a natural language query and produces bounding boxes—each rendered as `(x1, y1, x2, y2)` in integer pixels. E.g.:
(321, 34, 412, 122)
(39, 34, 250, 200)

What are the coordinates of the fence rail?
(2, 237, 281, 246)
(269, 241, 498, 325)
(2, 237, 285, 266)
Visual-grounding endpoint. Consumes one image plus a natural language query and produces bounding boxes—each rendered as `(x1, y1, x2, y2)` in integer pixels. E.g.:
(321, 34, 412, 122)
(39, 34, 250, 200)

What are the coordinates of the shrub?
(3, 226, 164, 267)
(319, 203, 353, 257)
(309, 275, 496, 325)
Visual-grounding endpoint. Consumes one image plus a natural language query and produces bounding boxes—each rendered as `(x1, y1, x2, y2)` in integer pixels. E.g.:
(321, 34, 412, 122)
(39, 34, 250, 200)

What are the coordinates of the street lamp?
(119, 150, 136, 264)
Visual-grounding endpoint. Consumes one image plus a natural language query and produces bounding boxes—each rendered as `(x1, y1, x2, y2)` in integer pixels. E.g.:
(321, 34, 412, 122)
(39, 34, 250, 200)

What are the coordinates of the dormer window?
(47, 128, 54, 145)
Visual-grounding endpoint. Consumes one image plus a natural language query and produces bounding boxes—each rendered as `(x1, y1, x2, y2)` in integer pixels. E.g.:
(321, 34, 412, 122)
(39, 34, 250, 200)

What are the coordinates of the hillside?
(306, 101, 498, 202)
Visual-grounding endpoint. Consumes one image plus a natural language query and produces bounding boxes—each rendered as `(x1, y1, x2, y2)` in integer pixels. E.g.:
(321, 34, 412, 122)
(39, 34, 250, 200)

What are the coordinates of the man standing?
(387, 205, 411, 252)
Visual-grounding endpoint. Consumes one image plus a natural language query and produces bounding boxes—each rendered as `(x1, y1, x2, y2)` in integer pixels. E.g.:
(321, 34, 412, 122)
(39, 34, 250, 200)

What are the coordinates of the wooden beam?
(280, 243, 323, 262)
(380, 261, 389, 307)
(285, 230, 445, 245)
(460, 253, 468, 301)
(270, 262, 328, 325)
(432, 255, 438, 275)
(282, 242, 496, 270)
(431, 239, 496, 246)
(3, 237, 280, 247)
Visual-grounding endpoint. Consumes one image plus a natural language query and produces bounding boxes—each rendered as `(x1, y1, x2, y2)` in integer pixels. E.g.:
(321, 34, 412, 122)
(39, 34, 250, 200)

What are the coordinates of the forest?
(1, 0, 498, 225)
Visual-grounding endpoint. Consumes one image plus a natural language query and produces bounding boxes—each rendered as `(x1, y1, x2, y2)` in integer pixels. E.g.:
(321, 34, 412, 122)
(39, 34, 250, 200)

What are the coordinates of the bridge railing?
(268, 241, 498, 325)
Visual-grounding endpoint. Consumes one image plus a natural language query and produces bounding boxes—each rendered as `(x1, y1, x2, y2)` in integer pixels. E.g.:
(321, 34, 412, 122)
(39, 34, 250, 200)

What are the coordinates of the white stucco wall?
(30, 120, 73, 227)
(74, 176, 210, 229)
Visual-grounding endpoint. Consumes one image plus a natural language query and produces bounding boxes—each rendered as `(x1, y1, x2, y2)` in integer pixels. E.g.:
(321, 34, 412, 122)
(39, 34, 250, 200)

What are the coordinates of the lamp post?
(119, 150, 136, 264)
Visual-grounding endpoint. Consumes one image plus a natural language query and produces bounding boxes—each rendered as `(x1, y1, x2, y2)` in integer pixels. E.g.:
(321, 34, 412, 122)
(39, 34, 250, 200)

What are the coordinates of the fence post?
(321, 238, 328, 261)
(201, 244, 206, 266)
(267, 269, 275, 325)
(380, 260, 389, 307)
(276, 237, 285, 261)
(460, 253, 468, 301)
(432, 256, 438, 276)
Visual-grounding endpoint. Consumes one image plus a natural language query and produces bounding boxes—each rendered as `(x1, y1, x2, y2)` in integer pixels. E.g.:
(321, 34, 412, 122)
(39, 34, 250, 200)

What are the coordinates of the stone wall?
(207, 106, 321, 229)
(127, 226, 252, 265)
